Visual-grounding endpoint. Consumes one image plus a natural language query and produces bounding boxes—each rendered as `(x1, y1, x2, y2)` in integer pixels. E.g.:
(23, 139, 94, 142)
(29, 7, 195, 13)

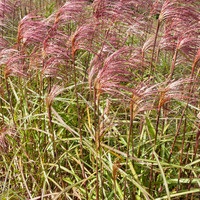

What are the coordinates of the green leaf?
(145, 116, 156, 139)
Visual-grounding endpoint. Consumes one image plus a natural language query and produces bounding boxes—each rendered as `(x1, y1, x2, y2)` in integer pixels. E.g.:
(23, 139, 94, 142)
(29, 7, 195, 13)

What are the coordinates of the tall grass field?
(0, 0, 200, 199)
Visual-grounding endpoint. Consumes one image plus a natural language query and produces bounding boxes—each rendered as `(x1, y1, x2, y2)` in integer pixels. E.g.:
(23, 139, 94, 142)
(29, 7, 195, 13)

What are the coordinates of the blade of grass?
(153, 150, 171, 200)
(155, 188, 200, 200)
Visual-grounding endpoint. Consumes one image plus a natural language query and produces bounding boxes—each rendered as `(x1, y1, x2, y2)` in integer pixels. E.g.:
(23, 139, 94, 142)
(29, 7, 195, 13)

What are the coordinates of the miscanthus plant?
(0, 0, 200, 199)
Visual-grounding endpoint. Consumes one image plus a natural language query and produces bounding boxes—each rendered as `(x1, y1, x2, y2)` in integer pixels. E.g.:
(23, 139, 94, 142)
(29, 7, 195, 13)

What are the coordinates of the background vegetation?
(0, 0, 199, 199)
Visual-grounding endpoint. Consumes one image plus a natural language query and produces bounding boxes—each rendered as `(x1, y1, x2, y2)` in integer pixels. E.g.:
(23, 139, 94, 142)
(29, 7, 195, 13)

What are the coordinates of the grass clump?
(0, 0, 200, 199)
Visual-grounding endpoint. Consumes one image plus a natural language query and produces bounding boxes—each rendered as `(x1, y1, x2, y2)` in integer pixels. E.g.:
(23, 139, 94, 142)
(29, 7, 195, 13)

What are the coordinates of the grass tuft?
(0, 0, 199, 199)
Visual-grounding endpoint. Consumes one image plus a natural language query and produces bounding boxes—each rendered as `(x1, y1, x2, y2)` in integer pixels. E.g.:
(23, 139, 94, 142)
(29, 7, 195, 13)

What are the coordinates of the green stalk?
(72, 53, 88, 199)
(124, 100, 135, 200)
(5, 77, 16, 128)
(150, 20, 160, 73)
(150, 108, 161, 193)
(178, 118, 187, 192)
(168, 105, 187, 163)
(94, 87, 100, 200)
(46, 77, 57, 159)
(168, 47, 178, 81)
(155, 108, 161, 147)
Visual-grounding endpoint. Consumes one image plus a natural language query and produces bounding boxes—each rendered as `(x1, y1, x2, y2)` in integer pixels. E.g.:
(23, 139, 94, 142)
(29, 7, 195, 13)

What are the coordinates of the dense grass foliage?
(0, 0, 200, 199)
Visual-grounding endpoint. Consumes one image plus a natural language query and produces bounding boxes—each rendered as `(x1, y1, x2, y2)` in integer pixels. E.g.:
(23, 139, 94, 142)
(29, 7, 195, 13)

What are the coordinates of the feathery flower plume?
(46, 84, 64, 107)
(0, 0, 15, 19)
(0, 36, 8, 51)
(0, 48, 18, 65)
(88, 46, 115, 89)
(151, 0, 162, 16)
(157, 78, 194, 110)
(93, 0, 125, 22)
(29, 49, 43, 70)
(130, 78, 194, 116)
(127, 17, 148, 38)
(157, 0, 178, 24)
(17, 14, 49, 46)
(89, 46, 146, 93)
(0, 48, 27, 77)
(130, 83, 158, 114)
(0, 126, 17, 152)
(178, 24, 199, 52)
(91, 47, 137, 97)
(0, 0, 20, 35)
(43, 30, 70, 60)
(71, 22, 100, 57)
(88, 21, 130, 85)
(42, 30, 70, 78)
(142, 36, 157, 58)
(159, 0, 199, 52)
(55, 0, 89, 26)
(46, 84, 65, 135)
(42, 57, 68, 79)
(159, 25, 199, 69)
(157, 0, 200, 78)
(92, 0, 108, 19)
(93, 0, 152, 24)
